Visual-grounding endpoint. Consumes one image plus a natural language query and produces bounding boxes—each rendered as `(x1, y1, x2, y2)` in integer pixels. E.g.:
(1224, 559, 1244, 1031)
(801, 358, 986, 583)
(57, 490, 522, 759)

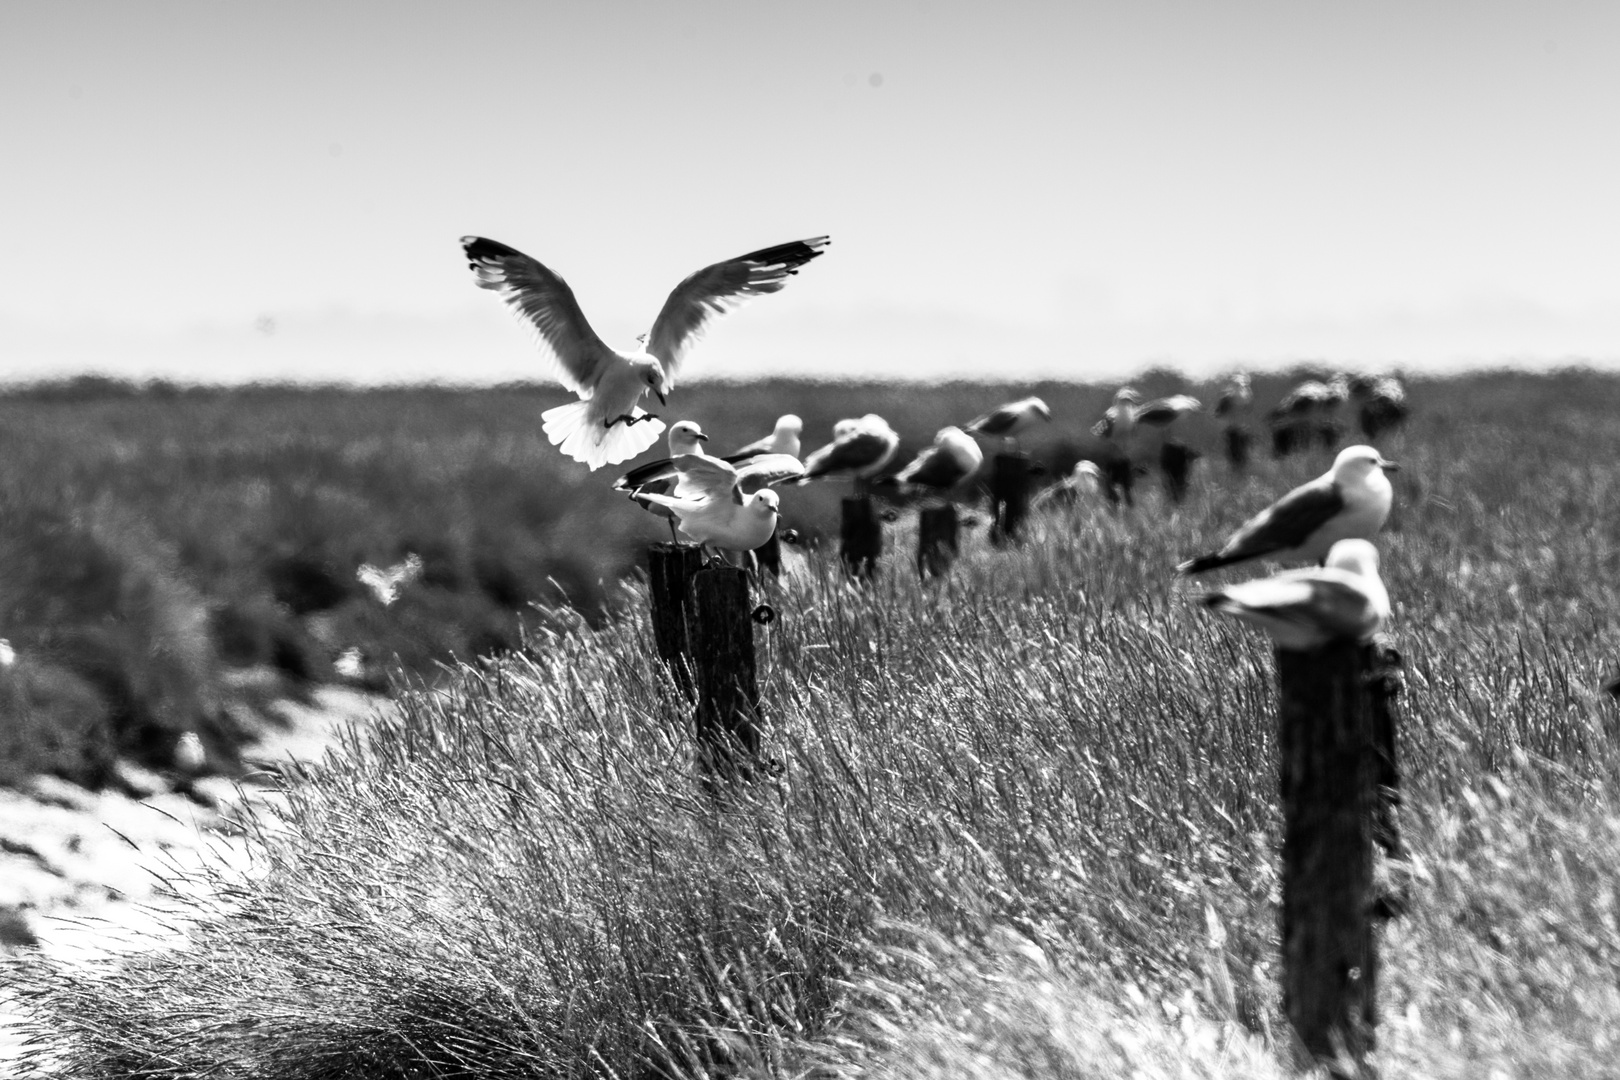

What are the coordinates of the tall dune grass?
(12, 367, 1620, 1076)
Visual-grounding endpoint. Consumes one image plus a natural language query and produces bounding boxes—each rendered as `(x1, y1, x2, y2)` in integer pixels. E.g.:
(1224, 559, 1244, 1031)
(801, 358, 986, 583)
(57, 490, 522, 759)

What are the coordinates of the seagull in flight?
(630, 455, 783, 556)
(1177, 445, 1398, 574)
(1199, 538, 1390, 650)
(963, 396, 1052, 447)
(895, 426, 984, 500)
(461, 235, 829, 470)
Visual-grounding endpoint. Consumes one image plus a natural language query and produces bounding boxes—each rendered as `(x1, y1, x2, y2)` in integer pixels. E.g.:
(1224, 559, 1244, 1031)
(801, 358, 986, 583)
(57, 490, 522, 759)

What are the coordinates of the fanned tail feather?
(541, 400, 666, 471)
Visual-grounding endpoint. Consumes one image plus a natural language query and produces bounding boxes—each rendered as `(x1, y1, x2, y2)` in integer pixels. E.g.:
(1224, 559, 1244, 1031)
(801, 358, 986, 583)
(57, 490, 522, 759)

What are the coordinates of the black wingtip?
(1177, 554, 1229, 576)
(461, 236, 528, 262)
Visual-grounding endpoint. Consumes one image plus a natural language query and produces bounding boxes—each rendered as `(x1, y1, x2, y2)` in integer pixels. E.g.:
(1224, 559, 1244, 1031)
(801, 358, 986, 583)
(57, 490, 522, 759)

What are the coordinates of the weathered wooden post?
(1223, 425, 1252, 472)
(916, 504, 959, 578)
(989, 451, 1031, 545)
(1276, 639, 1383, 1078)
(840, 496, 882, 578)
(1272, 420, 1300, 458)
(1159, 441, 1197, 504)
(687, 566, 762, 782)
(647, 542, 705, 697)
(1101, 450, 1135, 508)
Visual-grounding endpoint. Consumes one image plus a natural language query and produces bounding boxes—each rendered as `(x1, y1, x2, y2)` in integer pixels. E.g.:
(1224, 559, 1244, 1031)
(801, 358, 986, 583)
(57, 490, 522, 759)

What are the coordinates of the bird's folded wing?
(735, 453, 806, 491)
(461, 237, 613, 395)
(965, 406, 1015, 435)
(897, 448, 961, 488)
(803, 431, 889, 478)
(1220, 573, 1377, 639)
(671, 453, 743, 503)
(1222, 480, 1344, 557)
(643, 237, 830, 385)
(724, 435, 774, 461)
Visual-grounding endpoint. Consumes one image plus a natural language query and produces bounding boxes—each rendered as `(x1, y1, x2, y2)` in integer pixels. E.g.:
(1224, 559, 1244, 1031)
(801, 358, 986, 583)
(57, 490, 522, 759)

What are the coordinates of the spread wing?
(644, 237, 830, 386)
(670, 454, 744, 505)
(613, 456, 678, 493)
(461, 237, 614, 396)
(1221, 478, 1345, 559)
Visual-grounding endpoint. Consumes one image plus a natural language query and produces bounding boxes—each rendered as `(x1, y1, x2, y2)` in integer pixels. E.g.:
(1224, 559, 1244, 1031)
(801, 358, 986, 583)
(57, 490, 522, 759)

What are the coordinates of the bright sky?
(4, 1, 1620, 384)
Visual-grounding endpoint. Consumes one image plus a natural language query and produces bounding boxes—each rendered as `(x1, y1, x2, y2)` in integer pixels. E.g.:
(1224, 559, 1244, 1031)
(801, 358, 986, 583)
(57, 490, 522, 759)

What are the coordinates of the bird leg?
(605, 413, 661, 429)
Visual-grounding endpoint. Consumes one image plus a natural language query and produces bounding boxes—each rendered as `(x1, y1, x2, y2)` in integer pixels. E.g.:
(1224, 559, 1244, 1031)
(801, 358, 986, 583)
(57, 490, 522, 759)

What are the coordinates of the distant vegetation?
(12, 366, 1620, 1076)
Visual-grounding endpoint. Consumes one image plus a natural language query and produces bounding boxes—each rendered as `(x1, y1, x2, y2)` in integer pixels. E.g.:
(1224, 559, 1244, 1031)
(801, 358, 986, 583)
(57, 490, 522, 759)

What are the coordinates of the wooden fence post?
(688, 566, 762, 782)
(1223, 425, 1252, 472)
(989, 451, 1031, 545)
(1101, 449, 1135, 508)
(647, 542, 706, 697)
(916, 504, 959, 578)
(841, 496, 882, 578)
(1159, 441, 1198, 504)
(1276, 640, 1382, 1078)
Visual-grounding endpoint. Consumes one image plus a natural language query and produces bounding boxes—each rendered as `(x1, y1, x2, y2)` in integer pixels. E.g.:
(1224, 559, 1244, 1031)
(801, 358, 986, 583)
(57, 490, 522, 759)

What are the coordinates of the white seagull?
(725, 414, 803, 464)
(1090, 387, 1141, 441)
(612, 420, 714, 496)
(1132, 394, 1203, 428)
(894, 426, 984, 499)
(461, 235, 829, 470)
(801, 414, 901, 483)
(1214, 373, 1252, 419)
(1200, 538, 1390, 651)
(630, 455, 782, 554)
(1177, 445, 1398, 574)
(1032, 460, 1105, 510)
(963, 396, 1052, 445)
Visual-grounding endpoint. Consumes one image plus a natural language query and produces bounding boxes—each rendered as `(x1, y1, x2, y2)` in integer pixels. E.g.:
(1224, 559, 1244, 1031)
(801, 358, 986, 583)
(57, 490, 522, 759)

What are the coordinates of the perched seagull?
(461, 235, 829, 470)
(612, 420, 714, 496)
(895, 426, 985, 500)
(963, 396, 1052, 446)
(630, 455, 782, 555)
(1200, 539, 1390, 651)
(1177, 445, 1399, 575)
(1350, 375, 1410, 439)
(1214, 373, 1253, 419)
(725, 414, 803, 464)
(1090, 387, 1141, 441)
(1032, 460, 1105, 510)
(801, 414, 901, 484)
(1132, 394, 1203, 428)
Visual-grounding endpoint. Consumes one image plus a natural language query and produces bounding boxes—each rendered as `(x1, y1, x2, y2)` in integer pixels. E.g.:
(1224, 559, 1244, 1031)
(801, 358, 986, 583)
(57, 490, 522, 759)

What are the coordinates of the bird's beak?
(694, 432, 708, 442)
(655, 389, 667, 406)
(1380, 459, 1400, 472)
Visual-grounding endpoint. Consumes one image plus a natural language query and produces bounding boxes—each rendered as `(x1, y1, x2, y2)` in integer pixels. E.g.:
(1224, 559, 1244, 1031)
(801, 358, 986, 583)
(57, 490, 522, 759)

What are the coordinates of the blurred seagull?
(630, 455, 782, 555)
(1131, 394, 1202, 428)
(801, 414, 901, 488)
(1350, 375, 1410, 440)
(461, 234, 829, 470)
(1200, 538, 1390, 650)
(1177, 445, 1398, 574)
(725, 414, 803, 464)
(1214, 372, 1252, 419)
(1032, 460, 1105, 511)
(963, 396, 1052, 446)
(1090, 387, 1141, 441)
(895, 426, 984, 500)
(356, 553, 424, 606)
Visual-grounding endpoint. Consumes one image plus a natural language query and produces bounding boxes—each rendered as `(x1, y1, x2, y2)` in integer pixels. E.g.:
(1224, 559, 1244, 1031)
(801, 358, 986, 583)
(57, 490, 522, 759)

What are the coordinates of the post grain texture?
(1276, 639, 1381, 1078)
(647, 543, 706, 698)
(689, 566, 762, 780)
(916, 504, 959, 578)
(841, 495, 883, 578)
(989, 451, 1031, 545)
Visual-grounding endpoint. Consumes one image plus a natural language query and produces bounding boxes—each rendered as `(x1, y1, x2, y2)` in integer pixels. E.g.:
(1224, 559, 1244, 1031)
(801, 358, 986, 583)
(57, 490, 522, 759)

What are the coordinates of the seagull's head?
(634, 358, 670, 405)
(668, 420, 708, 453)
(1114, 387, 1141, 404)
(832, 418, 860, 440)
(776, 414, 804, 436)
(1332, 444, 1399, 481)
(1028, 397, 1053, 421)
(1324, 538, 1380, 578)
(752, 489, 781, 515)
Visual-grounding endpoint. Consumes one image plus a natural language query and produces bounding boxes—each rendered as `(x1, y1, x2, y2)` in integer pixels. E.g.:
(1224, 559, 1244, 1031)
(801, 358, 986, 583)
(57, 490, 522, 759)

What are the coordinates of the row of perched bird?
(459, 231, 1398, 650)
